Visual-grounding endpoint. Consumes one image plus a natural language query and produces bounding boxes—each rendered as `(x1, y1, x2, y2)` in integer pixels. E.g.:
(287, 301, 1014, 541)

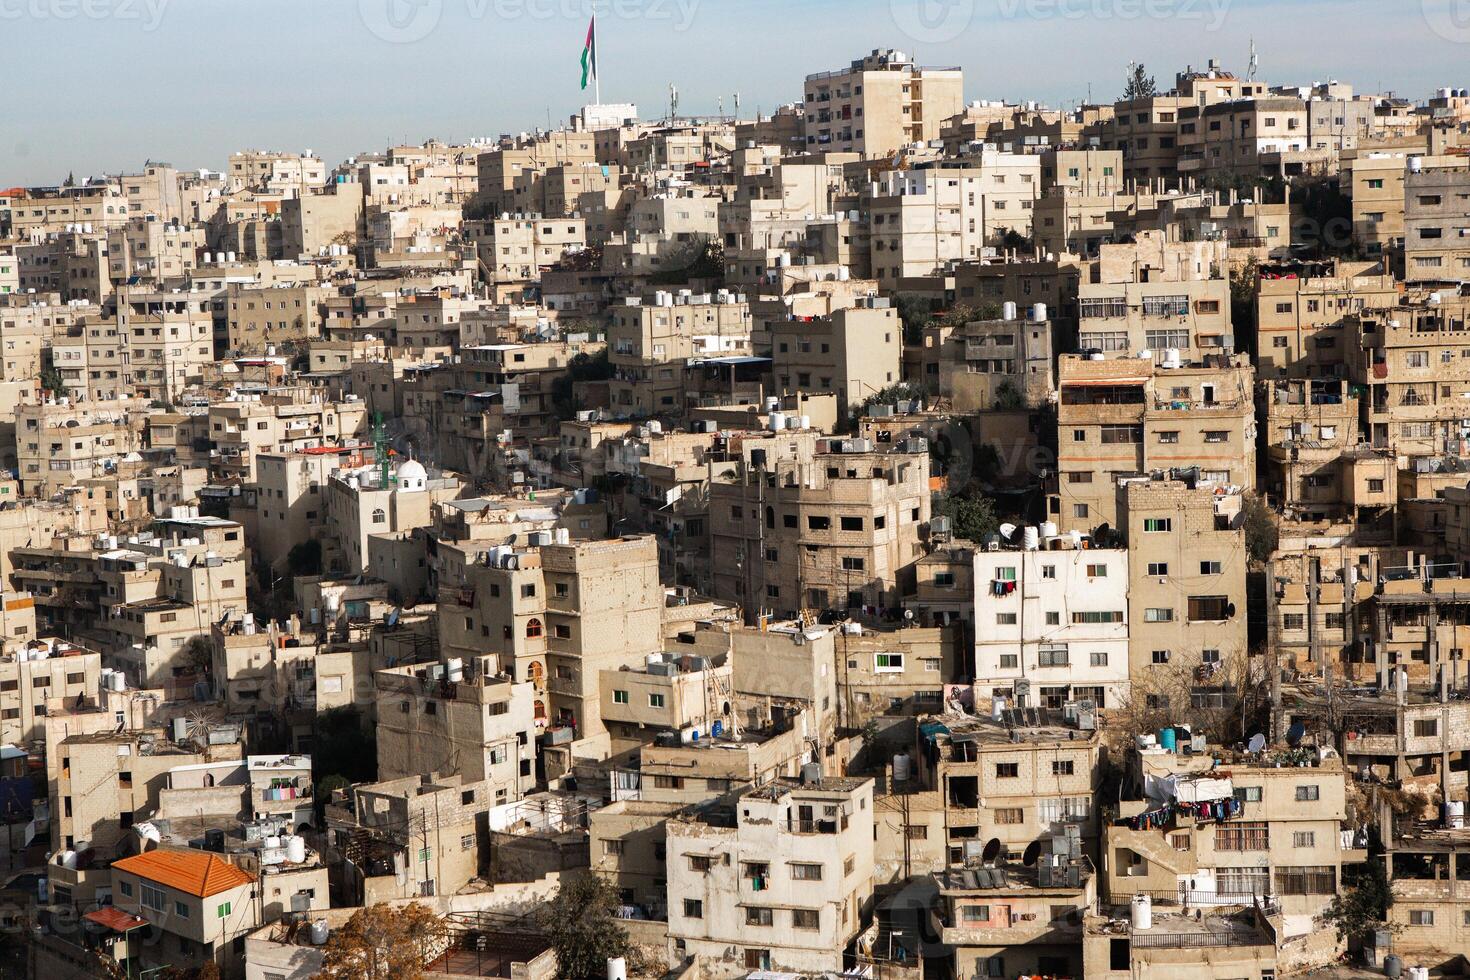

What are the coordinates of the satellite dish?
(903, 609, 915, 621)
(999, 523, 1018, 540)
(982, 838, 1001, 865)
(1285, 721, 1306, 747)
(1247, 733, 1266, 754)
(1022, 840, 1041, 867)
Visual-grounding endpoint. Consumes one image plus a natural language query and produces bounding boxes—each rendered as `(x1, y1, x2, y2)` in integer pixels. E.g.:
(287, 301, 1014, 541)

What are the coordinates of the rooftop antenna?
(734, 91, 741, 116)
(1248, 38, 1258, 81)
(669, 83, 679, 123)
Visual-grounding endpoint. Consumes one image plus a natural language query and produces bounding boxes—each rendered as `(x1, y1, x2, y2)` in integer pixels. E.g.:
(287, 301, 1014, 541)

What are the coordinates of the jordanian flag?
(580, 17, 597, 91)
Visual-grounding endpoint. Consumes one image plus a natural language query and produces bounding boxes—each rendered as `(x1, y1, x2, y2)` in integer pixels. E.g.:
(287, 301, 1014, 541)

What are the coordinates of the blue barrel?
(1157, 727, 1178, 751)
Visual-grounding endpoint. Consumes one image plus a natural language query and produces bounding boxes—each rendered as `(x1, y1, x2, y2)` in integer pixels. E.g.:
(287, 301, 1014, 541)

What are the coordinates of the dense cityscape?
(2, 7, 1470, 980)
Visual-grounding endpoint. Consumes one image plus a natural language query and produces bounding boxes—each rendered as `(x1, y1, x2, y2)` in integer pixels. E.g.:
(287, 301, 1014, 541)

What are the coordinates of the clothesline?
(1116, 795, 1243, 831)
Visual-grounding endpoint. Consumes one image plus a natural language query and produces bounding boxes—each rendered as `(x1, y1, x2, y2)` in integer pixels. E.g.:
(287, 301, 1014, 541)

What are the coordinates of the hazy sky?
(4, 0, 1470, 186)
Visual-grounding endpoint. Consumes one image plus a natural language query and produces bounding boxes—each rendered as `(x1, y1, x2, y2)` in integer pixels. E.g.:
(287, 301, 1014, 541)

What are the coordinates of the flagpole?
(593, 13, 602, 106)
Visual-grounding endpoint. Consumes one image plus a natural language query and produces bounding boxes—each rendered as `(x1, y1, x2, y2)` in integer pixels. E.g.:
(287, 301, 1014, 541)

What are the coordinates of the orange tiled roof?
(112, 849, 255, 898)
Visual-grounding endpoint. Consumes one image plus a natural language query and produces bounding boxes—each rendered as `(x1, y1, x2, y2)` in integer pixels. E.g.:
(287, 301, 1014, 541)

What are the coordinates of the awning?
(84, 907, 149, 934)
(1062, 377, 1148, 386)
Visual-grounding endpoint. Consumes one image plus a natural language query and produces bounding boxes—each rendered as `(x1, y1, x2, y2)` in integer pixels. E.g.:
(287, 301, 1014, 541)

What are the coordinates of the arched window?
(526, 618, 543, 638)
(370, 508, 386, 524)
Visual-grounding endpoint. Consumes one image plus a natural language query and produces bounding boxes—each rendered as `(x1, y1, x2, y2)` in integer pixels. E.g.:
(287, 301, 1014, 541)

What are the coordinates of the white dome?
(396, 459, 427, 491)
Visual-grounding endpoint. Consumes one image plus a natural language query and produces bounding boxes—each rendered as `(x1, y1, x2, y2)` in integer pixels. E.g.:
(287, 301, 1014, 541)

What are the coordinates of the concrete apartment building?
(607, 291, 753, 417)
(769, 300, 902, 411)
(227, 150, 325, 192)
(869, 156, 1040, 283)
(373, 659, 537, 800)
(16, 399, 144, 497)
(1074, 234, 1232, 366)
(973, 540, 1130, 710)
(1118, 476, 1248, 693)
(1352, 297, 1470, 456)
(1262, 378, 1395, 525)
(1178, 97, 1312, 178)
(1038, 147, 1125, 195)
(665, 774, 876, 977)
(253, 447, 356, 570)
(1107, 741, 1360, 939)
(918, 307, 1058, 411)
(207, 394, 369, 483)
(0, 639, 101, 747)
(1254, 258, 1400, 379)
(1052, 352, 1256, 533)
(920, 711, 1105, 862)
(708, 441, 930, 618)
(326, 772, 497, 903)
(225, 282, 331, 353)
(321, 457, 460, 577)
(1403, 164, 1470, 282)
(803, 49, 964, 157)
(597, 650, 735, 754)
(279, 189, 363, 259)
(467, 214, 587, 294)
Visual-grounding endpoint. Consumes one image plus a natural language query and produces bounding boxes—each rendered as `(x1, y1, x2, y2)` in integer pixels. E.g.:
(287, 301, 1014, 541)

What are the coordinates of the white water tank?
(1002, 301, 1018, 320)
(310, 919, 329, 945)
(265, 836, 282, 850)
(607, 957, 628, 980)
(1161, 348, 1182, 369)
(1040, 521, 1059, 539)
(1446, 800, 1466, 829)
(768, 412, 787, 432)
(446, 658, 465, 683)
(892, 753, 911, 782)
(1031, 303, 1047, 322)
(1408, 967, 1429, 980)
(1131, 893, 1153, 930)
(286, 835, 307, 864)
(1022, 526, 1040, 551)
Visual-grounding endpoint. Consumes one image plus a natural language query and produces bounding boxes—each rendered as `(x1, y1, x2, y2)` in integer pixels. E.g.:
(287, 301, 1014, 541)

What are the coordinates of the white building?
(973, 537, 1130, 710)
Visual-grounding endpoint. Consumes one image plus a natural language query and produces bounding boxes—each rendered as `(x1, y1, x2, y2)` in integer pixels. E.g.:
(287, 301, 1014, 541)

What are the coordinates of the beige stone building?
(709, 441, 930, 618)
(770, 301, 902, 411)
(1254, 258, 1399, 379)
(665, 774, 876, 976)
(110, 847, 259, 977)
(1403, 164, 1470, 282)
(1052, 353, 1256, 533)
(607, 292, 753, 417)
(803, 49, 963, 157)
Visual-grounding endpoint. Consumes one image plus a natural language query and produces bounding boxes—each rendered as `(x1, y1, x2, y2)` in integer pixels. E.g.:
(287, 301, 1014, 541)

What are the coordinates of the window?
(1052, 760, 1075, 776)
(648, 694, 666, 708)
(119, 881, 133, 897)
(174, 901, 189, 918)
(684, 899, 703, 918)
(1144, 608, 1174, 623)
(839, 516, 864, 531)
(1146, 562, 1169, 576)
(962, 904, 990, 922)
(217, 901, 232, 919)
(1188, 596, 1231, 621)
(370, 508, 386, 524)
(1216, 822, 1269, 851)
(1199, 560, 1222, 575)
(790, 863, 823, 881)
(745, 907, 774, 927)
(1409, 909, 1435, 926)
(1275, 866, 1335, 895)
(1233, 785, 1263, 803)
(1414, 719, 1438, 737)
(1038, 645, 1069, 667)
(1295, 785, 1320, 802)
(1085, 564, 1107, 578)
(1073, 610, 1123, 624)
(1151, 650, 1172, 665)
(996, 612, 1018, 625)
(1203, 430, 1230, 443)
(1157, 430, 1180, 444)
(1293, 831, 1316, 848)
(141, 884, 166, 911)
(1090, 651, 1108, 667)
(874, 653, 904, 673)
(1143, 518, 1172, 533)
(995, 763, 1019, 778)
(994, 807, 1024, 824)
(792, 908, 819, 929)
(613, 690, 628, 705)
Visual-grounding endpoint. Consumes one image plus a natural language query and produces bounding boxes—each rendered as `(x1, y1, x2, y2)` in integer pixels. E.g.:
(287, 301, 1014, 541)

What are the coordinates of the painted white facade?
(973, 546, 1131, 709)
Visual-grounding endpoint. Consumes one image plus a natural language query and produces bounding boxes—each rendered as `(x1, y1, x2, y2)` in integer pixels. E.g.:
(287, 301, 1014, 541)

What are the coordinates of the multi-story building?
(1254, 258, 1400, 379)
(1403, 164, 1470, 282)
(1353, 296, 1470, 456)
(803, 49, 964, 157)
(665, 774, 876, 977)
(607, 292, 753, 417)
(109, 848, 260, 977)
(1119, 475, 1249, 692)
(769, 300, 902, 411)
(919, 307, 1058, 411)
(1052, 352, 1256, 533)
(1261, 378, 1395, 526)
(973, 538, 1130, 710)
(709, 440, 930, 619)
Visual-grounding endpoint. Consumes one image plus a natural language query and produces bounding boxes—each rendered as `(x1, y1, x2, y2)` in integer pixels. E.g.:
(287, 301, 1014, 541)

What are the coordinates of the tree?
(851, 382, 925, 425)
(551, 349, 616, 421)
(1124, 62, 1157, 100)
(312, 706, 378, 790)
(1241, 491, 1279, 567)
(934, 485, 1000, 543)
(1322, 858, 1393, 945)
(541, 873, 629, 979)
(317, 903, 448, 980)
